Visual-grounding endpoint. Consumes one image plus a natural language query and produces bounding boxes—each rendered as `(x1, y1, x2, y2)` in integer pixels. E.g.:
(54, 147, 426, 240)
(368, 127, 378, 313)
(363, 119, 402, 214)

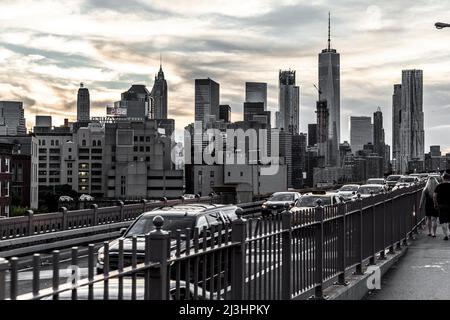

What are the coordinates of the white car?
(59, 196, 74, 202)
(354, 184, 385, 199)
(392, 176, 420, 190)
(337, 184, 360, 201)
(79, 194, 95, 201)
(183, 194, 196, 200)
(292, 191, 342, 210)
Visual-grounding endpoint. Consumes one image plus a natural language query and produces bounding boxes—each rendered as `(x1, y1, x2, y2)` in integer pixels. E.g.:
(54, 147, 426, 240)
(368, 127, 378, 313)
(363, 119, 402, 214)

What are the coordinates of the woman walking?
(420, 177, 439, 237)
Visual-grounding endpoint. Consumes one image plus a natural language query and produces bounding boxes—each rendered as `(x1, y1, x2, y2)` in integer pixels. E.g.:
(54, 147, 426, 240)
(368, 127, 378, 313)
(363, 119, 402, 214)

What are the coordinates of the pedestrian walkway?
(366, 225, 450, 300)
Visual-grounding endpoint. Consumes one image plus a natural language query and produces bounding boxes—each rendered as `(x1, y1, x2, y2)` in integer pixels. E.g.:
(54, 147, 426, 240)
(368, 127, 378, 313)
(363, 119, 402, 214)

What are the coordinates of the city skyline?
(0, 1, 449, 152)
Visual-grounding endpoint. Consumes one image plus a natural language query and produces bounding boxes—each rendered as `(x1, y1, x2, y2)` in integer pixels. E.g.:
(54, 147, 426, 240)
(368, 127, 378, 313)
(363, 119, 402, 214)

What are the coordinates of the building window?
(146, 136, 150, 142)
(139, 146, 144, 152)
(68, 148, 72, 152)
(210, 171, 214, 177)
(93, 140, 97, 147)
(133, 146, 138, 152)
(139, 136, 144, 142)
(42, 140, 46, 146)
(5, 158, 10, 173)
(146, 146, 150, 152)
(68, 170, 72, 175)
(97, 140, 101, 146)
(198, 171, 202, 175)
(68, 178, 72, 183)
(240, 172, 243, 177)
(134, 136, 138, 142)
(133, 156, 138, 161)
(228, 172, 231, 177)
(55, 140, 59, 146)
(51, 140, 54, 146)
(145, 156, 150, 162)
(82, 140, 86, 146)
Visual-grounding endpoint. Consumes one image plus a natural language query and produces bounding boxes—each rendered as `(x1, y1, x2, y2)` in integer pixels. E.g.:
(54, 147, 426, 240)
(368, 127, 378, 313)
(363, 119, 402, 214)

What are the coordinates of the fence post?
(26, 210, 34, 236)
(355, 195, 364, 275)
(380, 193, 386, 260)
(141, 199, 148, 213)
(60, 207, 68, 231)
(231, 208, 246, 300)
(313, 201, 324, 299)
(389, 193, 395, 254)
(281, 205, 292, 299)
(118, 201, 124, 222)
(370, 192, 376, 265)
(91, 204, 98, 226)
(0, 257, 8, 300)
(148, 216, 169, 300)
(337, 201, 347, 285)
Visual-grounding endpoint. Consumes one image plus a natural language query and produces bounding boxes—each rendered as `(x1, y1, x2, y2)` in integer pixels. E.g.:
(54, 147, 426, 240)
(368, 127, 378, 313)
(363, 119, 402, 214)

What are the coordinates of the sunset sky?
(0, 0, 449, 153)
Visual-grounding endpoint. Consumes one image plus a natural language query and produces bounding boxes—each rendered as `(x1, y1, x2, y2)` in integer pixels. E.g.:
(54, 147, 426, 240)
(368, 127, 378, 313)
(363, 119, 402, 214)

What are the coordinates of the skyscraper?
(77, 83, 90, 121)
(278, 70, 299, 134)
(392, 84, 402, 172)
(373, 108, 385, 157)
(308, 123, 317, 146)
(219, 105, 231, 123)
(150, 63, 168, 119)
(316, 100, 329, 167)
(318, 12, 340, 166)
(119, 85, 151, 118)
(350, 116, 372, 154)
(195, 78, 220, 127)
(0, 101, 27, 135)
(399, 69, 424, 173)
(245, 82, 267, 110)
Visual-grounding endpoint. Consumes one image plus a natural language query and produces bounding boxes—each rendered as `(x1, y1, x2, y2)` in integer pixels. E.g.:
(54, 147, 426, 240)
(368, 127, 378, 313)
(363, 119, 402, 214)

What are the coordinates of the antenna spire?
(328, 11, 331, 50)
(159, 53, 162, 70)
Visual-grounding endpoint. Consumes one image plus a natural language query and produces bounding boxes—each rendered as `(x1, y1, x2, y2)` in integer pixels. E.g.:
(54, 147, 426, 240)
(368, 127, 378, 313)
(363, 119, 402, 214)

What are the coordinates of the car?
(392, 175, 420, 190)
(96, 203, 239, 274)
(292, 191, 342, 210)
(337, 184, 360, 201)
(58, 195, 74, 202)
(261, 192, 302, 216)
(183, 194, 197, 200)
(418, 173, 429, 181)
(386, 175, 402, 189)
(354, 184, 385, 199)
(79, 194, 95, 201)
(42, 279, 218, 300)
(366, 178, 386, 185)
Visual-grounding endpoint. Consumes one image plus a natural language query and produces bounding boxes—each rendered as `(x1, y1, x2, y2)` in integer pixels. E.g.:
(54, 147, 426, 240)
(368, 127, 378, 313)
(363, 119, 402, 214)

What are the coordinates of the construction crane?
(313, 84, 322, 96)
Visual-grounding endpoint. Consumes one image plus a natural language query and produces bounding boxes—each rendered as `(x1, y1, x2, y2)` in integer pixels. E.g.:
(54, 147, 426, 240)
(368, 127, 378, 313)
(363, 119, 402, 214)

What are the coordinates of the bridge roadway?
(366, 225, 450, 300)
(3, 214, 340, 300)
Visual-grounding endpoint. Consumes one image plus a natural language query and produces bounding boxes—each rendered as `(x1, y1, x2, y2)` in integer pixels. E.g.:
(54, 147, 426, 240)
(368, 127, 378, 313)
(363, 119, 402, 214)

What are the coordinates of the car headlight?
(262, 203, 267, 209)
(97, 247, 104, 264)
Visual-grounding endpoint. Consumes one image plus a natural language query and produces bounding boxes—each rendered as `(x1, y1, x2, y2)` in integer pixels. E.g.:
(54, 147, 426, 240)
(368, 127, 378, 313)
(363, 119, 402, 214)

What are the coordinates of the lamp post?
(435, 22, 450, 29)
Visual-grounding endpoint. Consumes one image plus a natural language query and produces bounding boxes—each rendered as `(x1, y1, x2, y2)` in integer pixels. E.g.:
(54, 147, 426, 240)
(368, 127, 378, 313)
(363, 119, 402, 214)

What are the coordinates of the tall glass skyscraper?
(318, 13, 340, 166)
(399, 69, 424, 173)
(245, 82, 267, 110)
(278, 70, 299, 134)
(194, 78, 220, 127)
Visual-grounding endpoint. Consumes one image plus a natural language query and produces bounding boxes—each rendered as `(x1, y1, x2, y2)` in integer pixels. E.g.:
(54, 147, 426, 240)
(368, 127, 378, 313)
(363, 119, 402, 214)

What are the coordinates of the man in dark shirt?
(434, 172, 450, 240)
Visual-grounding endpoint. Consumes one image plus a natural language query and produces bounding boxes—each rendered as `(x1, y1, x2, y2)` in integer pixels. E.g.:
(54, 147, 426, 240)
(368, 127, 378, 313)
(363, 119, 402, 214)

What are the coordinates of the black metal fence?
(0, 184, 424, 300)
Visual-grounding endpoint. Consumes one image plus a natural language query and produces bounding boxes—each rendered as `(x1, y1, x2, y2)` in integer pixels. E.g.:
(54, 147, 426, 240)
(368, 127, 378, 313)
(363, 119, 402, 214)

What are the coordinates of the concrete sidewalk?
(366, 225, 450, 300)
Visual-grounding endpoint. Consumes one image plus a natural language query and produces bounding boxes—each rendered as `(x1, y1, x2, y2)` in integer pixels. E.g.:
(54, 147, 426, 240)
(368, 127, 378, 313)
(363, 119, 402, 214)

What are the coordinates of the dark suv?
(96, 203, 239, 274)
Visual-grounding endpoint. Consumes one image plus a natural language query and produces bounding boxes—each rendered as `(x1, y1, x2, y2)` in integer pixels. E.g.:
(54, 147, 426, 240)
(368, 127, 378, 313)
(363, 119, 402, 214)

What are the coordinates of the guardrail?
(0, 197, 263, 258)
(0, 183, 424, 300)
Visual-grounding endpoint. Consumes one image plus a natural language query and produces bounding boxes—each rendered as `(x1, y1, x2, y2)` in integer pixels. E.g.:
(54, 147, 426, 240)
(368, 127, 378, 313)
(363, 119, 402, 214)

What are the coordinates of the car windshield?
(359, 186, 382, 194)
(340, 185, 359, 192)
(297, 196, 331, 207)
(269, 193, 294, 202)
(386, 176, 401, 181)
(126, 215, 195, 238)
(398, 177, 415, 183)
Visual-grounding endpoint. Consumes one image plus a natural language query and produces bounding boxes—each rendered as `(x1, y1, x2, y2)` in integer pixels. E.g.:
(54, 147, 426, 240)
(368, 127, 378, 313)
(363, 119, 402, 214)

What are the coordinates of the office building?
(77, 83, 90, 122)
(0, 140, 13, 216)
(0, 101, 27, 136)
(350, 116, 372, 154)
(103, 118, 183, 200)
(150, 64, 168, 119)
(308, 123, 317, 146)
(292, 133, 307, 189)
(392, 84, 402, 172)
(243, 102, 271, 126)
(316, 100, 329, 167)
(398, 69, 425, 173)
(117, 85, 151, 119)
(219, 105, 231, 123)
(195, 78, 220, 127)
(245, 82, 267, 110)
(278, 70, 300, 134)
(318, 13, 340, 166)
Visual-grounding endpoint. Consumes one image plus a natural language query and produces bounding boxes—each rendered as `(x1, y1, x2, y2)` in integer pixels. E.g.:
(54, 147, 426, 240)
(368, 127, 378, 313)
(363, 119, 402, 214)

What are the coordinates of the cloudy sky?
(0, 0, 449, 152)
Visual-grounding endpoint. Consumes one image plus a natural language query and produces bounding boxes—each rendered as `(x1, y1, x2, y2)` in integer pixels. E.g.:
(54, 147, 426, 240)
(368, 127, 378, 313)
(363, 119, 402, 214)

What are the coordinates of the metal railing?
(0, 184, 424, 300)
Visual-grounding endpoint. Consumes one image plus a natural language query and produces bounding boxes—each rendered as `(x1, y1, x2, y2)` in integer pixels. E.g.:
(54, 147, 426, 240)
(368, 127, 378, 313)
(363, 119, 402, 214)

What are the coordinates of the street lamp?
(435, 22, 450, 29)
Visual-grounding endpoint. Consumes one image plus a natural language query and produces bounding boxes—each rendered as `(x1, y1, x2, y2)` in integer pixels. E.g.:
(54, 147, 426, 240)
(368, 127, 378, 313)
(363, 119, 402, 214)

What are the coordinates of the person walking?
(434, 172, 450, 241)
(420, 177, 439, 237)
